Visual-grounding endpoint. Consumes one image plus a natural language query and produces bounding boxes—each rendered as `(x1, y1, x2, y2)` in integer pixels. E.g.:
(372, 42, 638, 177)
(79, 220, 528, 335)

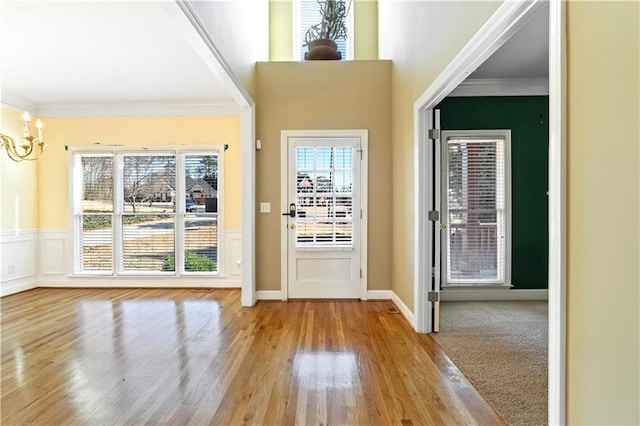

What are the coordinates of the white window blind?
(294, 0, 352, 61)
(295, 146, 354, 247)
(72, 149, 221, 276)
(446, 138, 506, 284)
(122, 154, 176, 273)
(183, 154, 219, 273)
(73, 154, 114, 273)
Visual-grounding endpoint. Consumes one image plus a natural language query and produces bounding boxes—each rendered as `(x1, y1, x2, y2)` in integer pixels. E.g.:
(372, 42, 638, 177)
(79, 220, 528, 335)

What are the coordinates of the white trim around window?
(68, 145, 224, 278)
(440, 129, 512, 288)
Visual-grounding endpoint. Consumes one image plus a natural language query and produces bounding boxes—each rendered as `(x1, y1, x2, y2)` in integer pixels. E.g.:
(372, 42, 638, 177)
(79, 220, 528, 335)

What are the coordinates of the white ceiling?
(0, 1, 549, 116)
(0, 1, 237, 114)
(471, 2, 549, 79)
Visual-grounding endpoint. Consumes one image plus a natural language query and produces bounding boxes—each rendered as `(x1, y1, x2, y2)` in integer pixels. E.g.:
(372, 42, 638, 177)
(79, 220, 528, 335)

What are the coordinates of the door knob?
(440, 224, 447, 230)
(282, 203, 296, 218)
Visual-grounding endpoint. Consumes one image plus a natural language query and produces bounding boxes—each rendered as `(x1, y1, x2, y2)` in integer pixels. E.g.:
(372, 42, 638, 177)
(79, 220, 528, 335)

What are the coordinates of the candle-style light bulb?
(36, 119, 43, 141)
(22, 112, 31, 137)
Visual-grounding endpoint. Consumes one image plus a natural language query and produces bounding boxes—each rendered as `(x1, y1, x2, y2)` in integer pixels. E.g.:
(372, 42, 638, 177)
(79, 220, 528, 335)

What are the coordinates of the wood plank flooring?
(1, 288, 504, 425)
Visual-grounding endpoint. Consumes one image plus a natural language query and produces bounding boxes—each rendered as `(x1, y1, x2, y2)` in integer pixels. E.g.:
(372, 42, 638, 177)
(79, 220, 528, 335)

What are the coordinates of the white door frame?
(166, 2, 257, 307)
(413, 1, 566, 424)
(280, 129, 368, 301)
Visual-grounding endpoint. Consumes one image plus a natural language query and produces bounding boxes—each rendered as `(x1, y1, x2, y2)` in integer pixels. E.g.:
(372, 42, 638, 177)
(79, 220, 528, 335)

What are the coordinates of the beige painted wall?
(269, 0, 378, 61)
(255, 60, 392, 292)
(38, 115, 242, 230)
(566, 1, 639, 423)
(0, 106, 39, 231)
(378, 1, 501, 310)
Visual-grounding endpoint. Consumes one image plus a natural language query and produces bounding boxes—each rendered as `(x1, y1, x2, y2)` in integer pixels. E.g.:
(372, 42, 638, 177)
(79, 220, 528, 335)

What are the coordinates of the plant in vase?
(303, 0, 351, 60)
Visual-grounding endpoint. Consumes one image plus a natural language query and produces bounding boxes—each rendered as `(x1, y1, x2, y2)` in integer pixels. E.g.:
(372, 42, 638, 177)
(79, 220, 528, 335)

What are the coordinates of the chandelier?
(1, 112, 46, 162)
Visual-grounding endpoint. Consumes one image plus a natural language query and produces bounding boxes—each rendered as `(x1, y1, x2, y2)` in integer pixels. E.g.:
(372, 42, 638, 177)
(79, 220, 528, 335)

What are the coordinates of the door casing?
(280, 129, 369, 300)
(412, 1, 566, 424)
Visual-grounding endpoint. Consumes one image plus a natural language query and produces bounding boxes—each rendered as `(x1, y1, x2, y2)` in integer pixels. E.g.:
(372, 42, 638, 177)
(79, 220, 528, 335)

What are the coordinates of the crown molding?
(33, 102, 241, 117)
(1, 93, 37, 113)
(449, 78, 549, 97)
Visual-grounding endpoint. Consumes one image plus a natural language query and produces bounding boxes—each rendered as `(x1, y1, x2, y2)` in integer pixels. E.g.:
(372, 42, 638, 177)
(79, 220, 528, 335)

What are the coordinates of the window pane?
(184, 217, 218, 272)
(185, 154, 218, 212)
(447, 138, 505, 283)
(75, 154, 114, 274)
(184, 154, 219, 274)
(299, 0, 348, 60)
(81, 156, 113, 213)
(122, 214, 175, 272)
(76, 214, 112, 273)
(123, 155, 176, 213)
(295, 146, 353, 246)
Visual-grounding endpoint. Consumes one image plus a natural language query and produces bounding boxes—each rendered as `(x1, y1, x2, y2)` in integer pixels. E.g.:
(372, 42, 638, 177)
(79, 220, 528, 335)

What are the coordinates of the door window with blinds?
(72, 148, 221, 276)
(442, 131, 511, 286)
(295, 145, 355, 247)
(293, 0, 353, 61)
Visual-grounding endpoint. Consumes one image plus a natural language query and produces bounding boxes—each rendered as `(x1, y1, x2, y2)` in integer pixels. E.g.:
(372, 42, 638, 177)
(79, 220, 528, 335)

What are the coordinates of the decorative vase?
(304, 38, 342, 60)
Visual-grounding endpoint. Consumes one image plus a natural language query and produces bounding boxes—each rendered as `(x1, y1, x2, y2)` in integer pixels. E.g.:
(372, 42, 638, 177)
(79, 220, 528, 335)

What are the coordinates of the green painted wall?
(437, 96, 549, 290)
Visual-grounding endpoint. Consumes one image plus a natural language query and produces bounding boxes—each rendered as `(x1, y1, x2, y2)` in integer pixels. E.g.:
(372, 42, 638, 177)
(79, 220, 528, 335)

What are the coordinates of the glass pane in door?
(295, 146, 354, 247)
(446, 138, 505, 283)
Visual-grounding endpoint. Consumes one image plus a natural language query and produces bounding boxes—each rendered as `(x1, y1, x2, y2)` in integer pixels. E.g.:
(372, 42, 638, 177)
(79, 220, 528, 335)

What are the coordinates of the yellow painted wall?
(0, 106, 39, 231)
(269, 0, 293, 61)
(378, 1, 501, 310)
(255, 60, 392, 291)
(269, 0, 378, 61)
(566, 1, 639, 423)
(38, 115, 242, 230)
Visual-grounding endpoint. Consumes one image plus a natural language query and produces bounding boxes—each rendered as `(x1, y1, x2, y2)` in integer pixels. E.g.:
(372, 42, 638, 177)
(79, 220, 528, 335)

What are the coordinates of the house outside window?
(293, 0, 354, 61)
(71, 147, 222, 276)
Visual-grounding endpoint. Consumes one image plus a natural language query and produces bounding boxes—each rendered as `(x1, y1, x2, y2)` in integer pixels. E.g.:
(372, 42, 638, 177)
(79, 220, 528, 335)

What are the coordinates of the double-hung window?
(293, 0, 354, 61)
(72, 148, 222, 276)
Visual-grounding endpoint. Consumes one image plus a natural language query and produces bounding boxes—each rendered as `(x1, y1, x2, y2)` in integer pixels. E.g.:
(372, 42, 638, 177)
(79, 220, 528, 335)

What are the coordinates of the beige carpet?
(433, 301, 548, 426)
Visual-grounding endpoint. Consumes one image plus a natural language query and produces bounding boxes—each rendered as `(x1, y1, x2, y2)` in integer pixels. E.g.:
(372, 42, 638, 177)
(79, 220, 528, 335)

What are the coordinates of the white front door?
(281, 130, 367, 299)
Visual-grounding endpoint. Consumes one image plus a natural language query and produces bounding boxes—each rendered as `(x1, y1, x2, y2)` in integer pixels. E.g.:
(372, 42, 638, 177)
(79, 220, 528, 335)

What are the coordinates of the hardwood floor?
(1, 288, 504, 425)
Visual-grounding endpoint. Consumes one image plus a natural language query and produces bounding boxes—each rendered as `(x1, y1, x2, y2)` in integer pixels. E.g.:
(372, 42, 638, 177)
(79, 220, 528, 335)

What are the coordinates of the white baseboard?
(366, 290, 393, 300)
(1, 278, 37, 297)
(391, 291, 416, 327)
(441, 288, 548, 301)
(256, 290, 284, 300)
(39, 276, 241, 289)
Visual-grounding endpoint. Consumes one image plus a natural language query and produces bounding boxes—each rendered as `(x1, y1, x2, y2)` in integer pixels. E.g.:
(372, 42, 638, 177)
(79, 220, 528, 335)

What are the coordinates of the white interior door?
(281, 131, 366, 299)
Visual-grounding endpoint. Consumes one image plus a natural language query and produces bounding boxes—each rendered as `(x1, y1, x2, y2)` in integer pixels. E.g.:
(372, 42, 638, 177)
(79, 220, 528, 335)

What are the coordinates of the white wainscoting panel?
(224, 229, 242, 281)
(39, 230, 67, 279)
(1, 229, 38, 296)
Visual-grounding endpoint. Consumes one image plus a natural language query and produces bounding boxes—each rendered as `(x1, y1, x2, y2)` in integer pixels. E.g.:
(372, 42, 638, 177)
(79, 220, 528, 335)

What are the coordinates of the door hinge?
(428, 210, 439, 221)
(431, 266, 436, 277)
(360, 268, 363, 278)
(428, 129, 440, 140)
(428, 291, 439, 303)
(358, 149, 363, 160)
(360, 209, 363, 219)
